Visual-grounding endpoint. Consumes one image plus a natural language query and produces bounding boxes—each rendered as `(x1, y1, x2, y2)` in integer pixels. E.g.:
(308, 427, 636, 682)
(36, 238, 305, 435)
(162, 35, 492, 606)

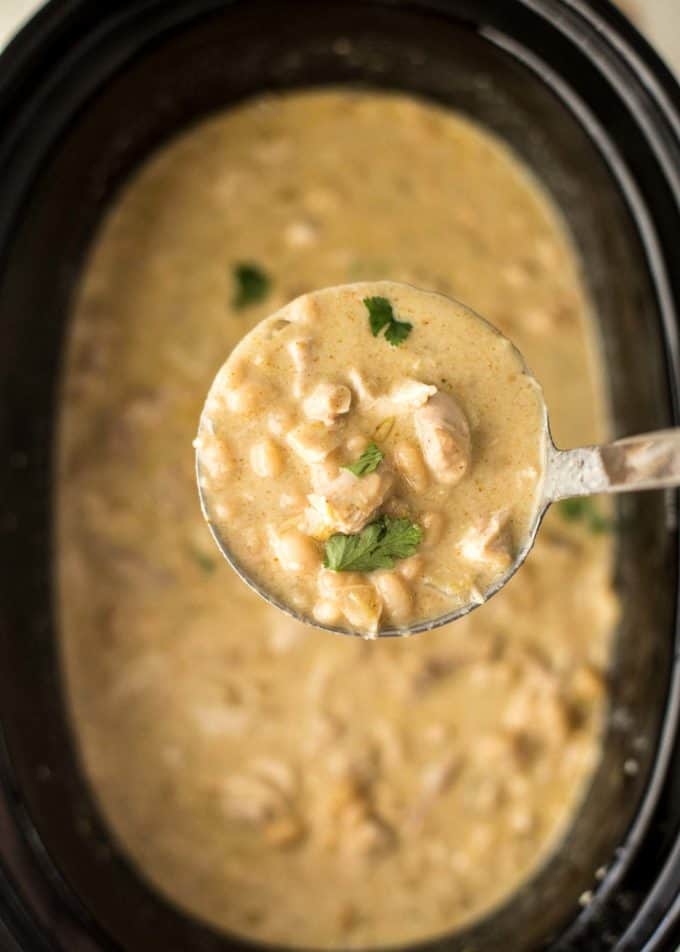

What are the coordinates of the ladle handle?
(545, 429, 680, 502)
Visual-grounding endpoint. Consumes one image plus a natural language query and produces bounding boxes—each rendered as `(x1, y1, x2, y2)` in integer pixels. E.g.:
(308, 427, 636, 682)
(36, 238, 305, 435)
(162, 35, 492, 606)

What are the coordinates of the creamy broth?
(59, 91, 617, 948)
(199, 282, 547, 633)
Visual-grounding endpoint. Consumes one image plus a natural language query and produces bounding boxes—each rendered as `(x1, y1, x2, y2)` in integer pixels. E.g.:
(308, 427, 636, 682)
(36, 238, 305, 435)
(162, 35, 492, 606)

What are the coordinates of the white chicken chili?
(60, 91, 616, 949)
(197, 282, 548, 635)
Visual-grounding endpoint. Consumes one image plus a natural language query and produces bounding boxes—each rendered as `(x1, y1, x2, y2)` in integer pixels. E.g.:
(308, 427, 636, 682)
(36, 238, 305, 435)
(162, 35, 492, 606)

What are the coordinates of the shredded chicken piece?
(303, 382, 352, 426)
(459, 510, 514, 570)
(308, 464, 394, 534)
(354, 377, 437, 418)
(321, 773, 396, 856)
(287, 422, 340, 463)
(347, 368, 377, 405)
(406, 753, 463, 832)
(414, 391, 471, 485)
(388, 379, 437, 409)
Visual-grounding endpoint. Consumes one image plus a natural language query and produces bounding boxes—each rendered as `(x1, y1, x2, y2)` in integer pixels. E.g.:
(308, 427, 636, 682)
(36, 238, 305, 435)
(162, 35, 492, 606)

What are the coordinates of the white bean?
(340, 585, 383, 634)
(398, 554, 425, 582)
(346, 434, 370, 457)
(267, 408, 296, 438)
(373, 572, 413, 624)
(226, 383, 257, 415)
(318, 569, 363, 598)
(287, 337, 314, 372)
(199, 438, 235, 479)
(394, 441, 429, 493)
(422, 511, 445, 548)
(273, 530, 320, 573)
(250, 438, 284, 478)
(224, 359, 247, 389)
(313, 599, 343, 626)
(288, 296, 319, 324)
(303, 382, 352, 426)
(204, 392, 226, 416)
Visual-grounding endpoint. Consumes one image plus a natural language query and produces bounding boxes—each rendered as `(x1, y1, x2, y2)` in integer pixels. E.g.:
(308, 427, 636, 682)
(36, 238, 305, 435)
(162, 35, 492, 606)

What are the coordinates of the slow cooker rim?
(476, 4, 680, 935)
(500, 6, 680, 946)
(0, 1, 679, 950)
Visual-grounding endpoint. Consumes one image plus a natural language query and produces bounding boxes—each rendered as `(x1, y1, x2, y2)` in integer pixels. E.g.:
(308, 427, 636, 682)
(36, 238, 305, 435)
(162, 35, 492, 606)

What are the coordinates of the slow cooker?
(0, 1, 679, 949)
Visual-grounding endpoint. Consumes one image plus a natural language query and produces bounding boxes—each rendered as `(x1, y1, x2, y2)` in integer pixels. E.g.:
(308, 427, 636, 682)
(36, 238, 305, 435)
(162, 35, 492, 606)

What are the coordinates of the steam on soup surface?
(59, 91, 617, 949)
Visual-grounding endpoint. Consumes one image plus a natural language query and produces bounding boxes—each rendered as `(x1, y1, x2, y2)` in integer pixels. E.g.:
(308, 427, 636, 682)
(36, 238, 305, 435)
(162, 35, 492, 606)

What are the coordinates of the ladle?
(196, 285, 680, 637)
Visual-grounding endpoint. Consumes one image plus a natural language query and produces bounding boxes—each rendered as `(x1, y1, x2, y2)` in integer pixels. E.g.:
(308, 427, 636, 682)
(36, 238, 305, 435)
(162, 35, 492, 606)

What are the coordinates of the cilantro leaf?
(189, 547, 217, 574)
(363, 296, 413, 347)
(558, 498, 612, 534)
(343, 442, 384, 478)
(323, 515, 423, 573)
(364, 296, 394, 336)
(324, 521, 385, 573)
(233, 262, 271, 309)
(385, 318, 413, 347)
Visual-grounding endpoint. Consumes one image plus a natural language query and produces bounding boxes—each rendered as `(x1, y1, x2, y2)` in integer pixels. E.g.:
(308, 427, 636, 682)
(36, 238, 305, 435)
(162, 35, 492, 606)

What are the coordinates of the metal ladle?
(196, 296, 680, 638)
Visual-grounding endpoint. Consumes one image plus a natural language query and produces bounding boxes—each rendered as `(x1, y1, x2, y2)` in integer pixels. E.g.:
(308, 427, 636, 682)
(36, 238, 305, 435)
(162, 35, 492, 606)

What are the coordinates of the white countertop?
(0, 1, 678, 72)
(0, 0, 42, 49)
(628, 1, 680, 70)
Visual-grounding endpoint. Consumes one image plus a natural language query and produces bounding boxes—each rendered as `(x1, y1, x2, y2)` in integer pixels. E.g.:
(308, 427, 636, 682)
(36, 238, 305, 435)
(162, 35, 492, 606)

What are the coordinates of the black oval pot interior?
(0, 2, 679, 951)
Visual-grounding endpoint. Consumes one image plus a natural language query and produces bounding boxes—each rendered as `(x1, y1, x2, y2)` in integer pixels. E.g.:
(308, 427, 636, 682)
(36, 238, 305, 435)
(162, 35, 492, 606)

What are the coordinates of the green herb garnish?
(385, 319, 413, 347)
(343, 442, 384, 478)
(233, 262, 271, 309)
(364, 296, 413, 347)
(558, 498, 612, 534)
(190, 548, 217, 574)
(323, 514, 423, 573)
